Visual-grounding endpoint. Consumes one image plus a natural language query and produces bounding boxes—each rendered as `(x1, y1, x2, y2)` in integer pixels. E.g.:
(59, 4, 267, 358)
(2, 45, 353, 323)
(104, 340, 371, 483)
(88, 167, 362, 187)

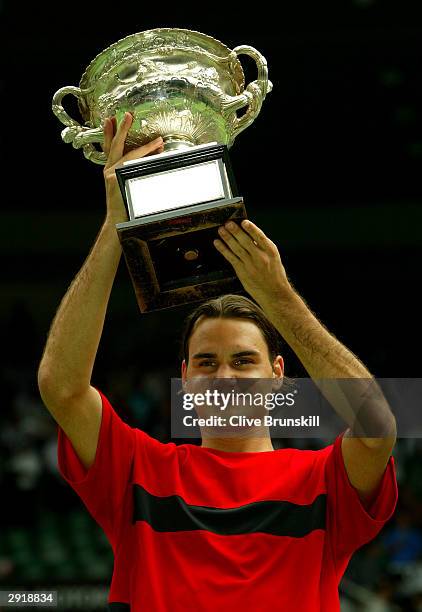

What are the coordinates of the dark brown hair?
(180, 294, 284, 365)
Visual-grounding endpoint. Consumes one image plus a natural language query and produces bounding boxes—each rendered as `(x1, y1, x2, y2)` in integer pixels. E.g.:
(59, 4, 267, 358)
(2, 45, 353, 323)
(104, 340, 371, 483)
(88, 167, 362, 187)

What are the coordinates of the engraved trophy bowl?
(52, 28, 272, 163)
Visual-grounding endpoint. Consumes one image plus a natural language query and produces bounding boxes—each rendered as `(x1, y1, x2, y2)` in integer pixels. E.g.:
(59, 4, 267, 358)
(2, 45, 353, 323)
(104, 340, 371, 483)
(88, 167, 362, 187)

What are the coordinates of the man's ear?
(272, 355, 284, 390)
(273, 355, 284, 376)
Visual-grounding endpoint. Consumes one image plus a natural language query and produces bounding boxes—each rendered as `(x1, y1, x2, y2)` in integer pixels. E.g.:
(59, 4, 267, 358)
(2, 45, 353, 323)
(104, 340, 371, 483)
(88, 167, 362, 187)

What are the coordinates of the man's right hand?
(103, 112, 164, 224)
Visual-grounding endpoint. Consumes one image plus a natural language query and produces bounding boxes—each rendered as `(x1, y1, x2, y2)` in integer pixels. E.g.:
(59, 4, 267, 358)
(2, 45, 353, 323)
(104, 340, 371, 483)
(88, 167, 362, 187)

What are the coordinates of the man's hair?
(180, 294, 284, 365)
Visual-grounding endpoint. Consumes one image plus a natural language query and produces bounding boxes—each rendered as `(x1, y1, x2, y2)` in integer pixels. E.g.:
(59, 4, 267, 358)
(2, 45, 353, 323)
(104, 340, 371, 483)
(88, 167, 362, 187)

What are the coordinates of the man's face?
(181, 317, 283, 381)
(181, 317, 284, 430)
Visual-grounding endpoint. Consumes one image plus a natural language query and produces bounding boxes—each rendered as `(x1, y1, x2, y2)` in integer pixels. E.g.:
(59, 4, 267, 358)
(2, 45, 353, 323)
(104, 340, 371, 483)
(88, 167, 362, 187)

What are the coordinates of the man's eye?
(198, 359, 253, 367)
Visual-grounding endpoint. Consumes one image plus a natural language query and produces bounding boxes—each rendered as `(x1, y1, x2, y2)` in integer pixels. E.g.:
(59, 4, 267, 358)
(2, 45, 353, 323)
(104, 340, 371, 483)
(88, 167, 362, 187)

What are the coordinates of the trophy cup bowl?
(52, 28, 272, 311)
(52, 28, 272, 162)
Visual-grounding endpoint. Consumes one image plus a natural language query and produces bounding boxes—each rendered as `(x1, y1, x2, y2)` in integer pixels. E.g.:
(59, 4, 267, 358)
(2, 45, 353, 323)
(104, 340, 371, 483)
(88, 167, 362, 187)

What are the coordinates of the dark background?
(1, 1, 422, 610)
(2, 0, 422, 377)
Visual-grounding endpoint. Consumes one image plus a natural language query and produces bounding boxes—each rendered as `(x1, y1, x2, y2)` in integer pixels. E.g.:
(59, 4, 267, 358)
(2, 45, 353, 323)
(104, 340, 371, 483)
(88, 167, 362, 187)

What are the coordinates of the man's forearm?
(262, 285, 370, 379)
(38, 218, 122, 399)
(261, 286, 396, 440)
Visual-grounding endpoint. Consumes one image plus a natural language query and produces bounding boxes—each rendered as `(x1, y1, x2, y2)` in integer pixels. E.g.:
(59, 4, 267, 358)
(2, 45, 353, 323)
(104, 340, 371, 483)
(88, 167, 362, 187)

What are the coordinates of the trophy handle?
(52, 86, 107, 165)
(223, 45, 272, 143)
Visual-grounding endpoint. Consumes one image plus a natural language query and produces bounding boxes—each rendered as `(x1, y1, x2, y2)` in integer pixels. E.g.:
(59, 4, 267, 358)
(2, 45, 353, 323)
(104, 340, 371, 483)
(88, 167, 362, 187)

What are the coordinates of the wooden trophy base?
(116, 197, 246, 312)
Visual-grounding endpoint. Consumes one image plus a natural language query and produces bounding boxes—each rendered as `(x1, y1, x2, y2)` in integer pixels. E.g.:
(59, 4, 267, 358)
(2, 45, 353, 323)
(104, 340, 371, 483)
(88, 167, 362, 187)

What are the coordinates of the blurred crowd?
(1, 301, 422, 611)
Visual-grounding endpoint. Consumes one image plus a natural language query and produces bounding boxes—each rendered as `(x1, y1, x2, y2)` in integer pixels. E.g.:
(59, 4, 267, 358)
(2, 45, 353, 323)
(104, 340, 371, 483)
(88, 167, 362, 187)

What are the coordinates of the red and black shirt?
(57, 389, 397, 611)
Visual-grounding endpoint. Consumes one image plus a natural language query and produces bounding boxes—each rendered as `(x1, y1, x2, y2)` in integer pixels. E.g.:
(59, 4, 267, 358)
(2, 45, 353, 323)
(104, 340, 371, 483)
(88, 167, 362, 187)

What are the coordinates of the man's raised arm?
(37, 113, 163, 469)
(213, 219, 397, 504)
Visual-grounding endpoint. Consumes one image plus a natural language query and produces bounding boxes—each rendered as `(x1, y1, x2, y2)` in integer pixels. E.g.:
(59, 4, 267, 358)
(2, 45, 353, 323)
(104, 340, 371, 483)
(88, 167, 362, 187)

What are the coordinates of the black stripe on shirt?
(132, 484, 326, 537)
(108, 604, 130, 611)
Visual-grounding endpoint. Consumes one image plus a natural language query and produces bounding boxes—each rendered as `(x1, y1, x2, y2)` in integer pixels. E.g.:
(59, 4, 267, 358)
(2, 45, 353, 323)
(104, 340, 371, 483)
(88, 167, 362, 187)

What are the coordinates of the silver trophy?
(52, 28, 272, 311)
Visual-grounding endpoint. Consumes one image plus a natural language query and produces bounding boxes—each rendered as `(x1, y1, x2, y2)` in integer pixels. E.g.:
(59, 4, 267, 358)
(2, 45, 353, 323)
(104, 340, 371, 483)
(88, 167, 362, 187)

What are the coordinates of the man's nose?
(214, 364, 236, 378)
(212, 366, 239, 395)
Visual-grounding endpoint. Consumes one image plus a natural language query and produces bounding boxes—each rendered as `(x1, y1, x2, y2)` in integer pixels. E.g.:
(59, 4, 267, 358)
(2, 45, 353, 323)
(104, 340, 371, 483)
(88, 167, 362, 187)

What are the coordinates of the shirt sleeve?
(57, 389, 136, 548)
(325, 430, 398, 570)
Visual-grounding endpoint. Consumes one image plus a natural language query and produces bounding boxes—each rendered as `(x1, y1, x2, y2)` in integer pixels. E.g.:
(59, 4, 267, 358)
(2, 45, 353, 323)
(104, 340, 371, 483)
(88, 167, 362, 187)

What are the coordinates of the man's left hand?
(214, 219, 291, 307)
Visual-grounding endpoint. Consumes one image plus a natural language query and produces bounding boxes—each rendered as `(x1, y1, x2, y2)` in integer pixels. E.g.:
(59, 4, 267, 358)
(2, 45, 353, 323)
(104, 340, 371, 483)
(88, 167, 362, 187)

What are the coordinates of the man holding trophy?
(38, 29, 398, 611)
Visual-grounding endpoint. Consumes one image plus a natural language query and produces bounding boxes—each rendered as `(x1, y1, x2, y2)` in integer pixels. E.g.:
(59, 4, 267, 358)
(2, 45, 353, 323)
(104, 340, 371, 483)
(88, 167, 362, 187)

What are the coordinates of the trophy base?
(116, 197, 246, 312)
